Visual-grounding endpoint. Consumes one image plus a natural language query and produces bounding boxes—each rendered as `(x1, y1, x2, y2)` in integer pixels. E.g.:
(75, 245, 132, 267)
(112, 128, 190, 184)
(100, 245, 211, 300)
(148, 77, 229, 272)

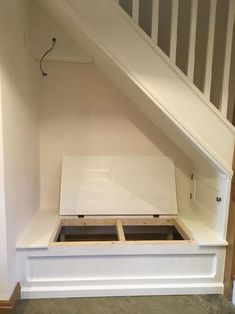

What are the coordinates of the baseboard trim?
(0, 282, 21, 314)
(21, 283, 224, 299)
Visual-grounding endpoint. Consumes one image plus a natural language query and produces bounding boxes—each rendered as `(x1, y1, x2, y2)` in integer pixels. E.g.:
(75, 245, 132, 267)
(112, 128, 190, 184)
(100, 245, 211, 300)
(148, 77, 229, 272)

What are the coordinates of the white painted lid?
(59, 156, 178, 216)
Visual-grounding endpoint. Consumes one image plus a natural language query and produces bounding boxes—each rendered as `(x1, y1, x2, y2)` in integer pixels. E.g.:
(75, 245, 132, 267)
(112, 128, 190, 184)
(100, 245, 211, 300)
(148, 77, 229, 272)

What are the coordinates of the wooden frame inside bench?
(50, 217, 194, 246)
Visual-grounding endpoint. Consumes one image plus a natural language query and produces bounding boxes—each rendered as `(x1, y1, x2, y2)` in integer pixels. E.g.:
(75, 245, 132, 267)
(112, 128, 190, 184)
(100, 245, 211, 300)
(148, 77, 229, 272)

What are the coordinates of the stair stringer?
(39, 0, 234, 177)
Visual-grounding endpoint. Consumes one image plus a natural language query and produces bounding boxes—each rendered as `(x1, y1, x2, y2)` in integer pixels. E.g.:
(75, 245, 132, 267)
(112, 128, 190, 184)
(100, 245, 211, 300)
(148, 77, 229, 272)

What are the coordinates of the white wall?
(40, 61, 191, 212)
(30, 0, 92, 63)
(0, 0, 41, 298)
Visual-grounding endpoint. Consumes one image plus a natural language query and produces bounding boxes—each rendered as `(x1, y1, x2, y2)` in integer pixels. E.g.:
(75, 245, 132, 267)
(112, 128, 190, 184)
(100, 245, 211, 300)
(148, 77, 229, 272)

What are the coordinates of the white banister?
(187, 0, 198, 81)
(116, 0, 235, 121)
(170, 0, 179, 63)
(220, 0, 235, 117)
(151, 0, 160, 44)
(204, 0, 217, 99)
(132, 0, 139, 24)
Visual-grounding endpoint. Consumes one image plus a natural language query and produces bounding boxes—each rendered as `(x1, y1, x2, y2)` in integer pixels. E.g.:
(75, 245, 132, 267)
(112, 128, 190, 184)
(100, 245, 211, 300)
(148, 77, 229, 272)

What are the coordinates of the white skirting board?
(21, 283, 223, 299)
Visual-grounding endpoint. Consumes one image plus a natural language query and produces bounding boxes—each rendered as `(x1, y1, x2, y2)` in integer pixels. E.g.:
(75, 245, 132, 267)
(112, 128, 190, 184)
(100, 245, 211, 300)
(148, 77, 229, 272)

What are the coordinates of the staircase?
(39, 0, 235, 175)
(117, 0, 235, 123)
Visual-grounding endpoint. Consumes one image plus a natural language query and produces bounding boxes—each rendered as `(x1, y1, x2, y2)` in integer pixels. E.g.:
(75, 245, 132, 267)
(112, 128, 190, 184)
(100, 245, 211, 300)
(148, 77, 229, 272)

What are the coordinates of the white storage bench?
(16, 156, 228, 298)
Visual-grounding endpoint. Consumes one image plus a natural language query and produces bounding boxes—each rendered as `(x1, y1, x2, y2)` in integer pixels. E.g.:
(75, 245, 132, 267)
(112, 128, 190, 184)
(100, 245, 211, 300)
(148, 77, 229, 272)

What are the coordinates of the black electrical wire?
(40, 38, 56, 77)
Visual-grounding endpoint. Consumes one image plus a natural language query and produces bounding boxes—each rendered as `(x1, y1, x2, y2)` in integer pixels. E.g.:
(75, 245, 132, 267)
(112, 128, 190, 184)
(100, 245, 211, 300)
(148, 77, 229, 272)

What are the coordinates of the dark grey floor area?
(16, 295, 235, 314)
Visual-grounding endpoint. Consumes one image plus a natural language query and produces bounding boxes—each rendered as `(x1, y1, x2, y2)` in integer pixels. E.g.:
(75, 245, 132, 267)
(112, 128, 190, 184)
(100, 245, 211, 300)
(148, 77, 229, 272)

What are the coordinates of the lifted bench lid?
(59, 156, 178, 216)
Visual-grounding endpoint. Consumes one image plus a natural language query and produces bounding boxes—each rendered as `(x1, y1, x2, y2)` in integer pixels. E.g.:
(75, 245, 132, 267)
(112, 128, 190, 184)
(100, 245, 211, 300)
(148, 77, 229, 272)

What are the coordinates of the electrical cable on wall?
(40, 37, 56, 77)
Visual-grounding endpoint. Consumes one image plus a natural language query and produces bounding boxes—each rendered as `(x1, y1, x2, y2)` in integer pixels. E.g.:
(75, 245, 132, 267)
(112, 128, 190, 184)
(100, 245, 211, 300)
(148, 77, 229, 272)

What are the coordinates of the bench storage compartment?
(16, 155, 229, 298)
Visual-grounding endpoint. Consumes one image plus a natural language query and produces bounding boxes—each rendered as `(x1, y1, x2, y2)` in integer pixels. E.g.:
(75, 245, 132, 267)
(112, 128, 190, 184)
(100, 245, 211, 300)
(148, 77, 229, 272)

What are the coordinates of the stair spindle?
(132, 0, 139, 24)
(204, 0, 217, 99)
(151, 0, 160, 44)
(170, 0, 179, 63)
(187, 0, 198, 81)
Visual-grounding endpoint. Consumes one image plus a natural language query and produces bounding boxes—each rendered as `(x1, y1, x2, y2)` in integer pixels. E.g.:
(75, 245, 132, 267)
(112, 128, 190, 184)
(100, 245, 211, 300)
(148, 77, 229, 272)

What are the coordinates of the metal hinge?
(153, 215, 160, 218)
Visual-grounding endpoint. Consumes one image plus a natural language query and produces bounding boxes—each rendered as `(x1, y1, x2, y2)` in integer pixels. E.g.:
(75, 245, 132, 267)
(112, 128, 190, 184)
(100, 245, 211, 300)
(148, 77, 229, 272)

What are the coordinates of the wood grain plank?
(0, 282, 21, 314)
(116, 219, 126, 241)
